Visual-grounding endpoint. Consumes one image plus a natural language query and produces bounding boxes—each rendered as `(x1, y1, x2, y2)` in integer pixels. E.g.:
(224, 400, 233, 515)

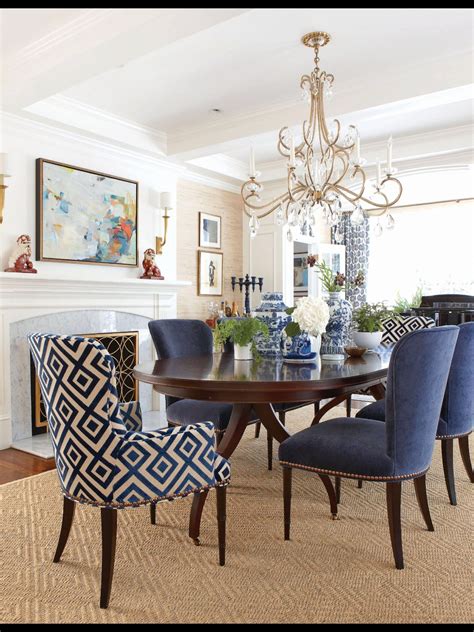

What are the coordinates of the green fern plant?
(213, 317, 269, 353)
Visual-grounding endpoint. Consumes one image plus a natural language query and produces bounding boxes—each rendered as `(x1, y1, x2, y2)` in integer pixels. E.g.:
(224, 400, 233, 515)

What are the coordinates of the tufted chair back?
(439, 322, 474, 437)
(28, 333, 125, 504)
(384, 326, 459, 476)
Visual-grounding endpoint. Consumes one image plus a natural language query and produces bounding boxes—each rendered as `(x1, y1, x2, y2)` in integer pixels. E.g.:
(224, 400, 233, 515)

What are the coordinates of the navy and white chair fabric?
(381, 315, 435, 346)
(357, 322, 474, 505)
(279, 326, 459, 569)
(29, 333, 230, 608)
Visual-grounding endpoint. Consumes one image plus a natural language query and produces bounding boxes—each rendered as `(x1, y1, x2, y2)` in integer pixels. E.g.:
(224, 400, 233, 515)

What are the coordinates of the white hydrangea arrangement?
(284, 295, 330, 338)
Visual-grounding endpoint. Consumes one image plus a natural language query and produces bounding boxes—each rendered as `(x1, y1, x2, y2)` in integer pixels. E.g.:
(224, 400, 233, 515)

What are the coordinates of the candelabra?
(231, 274, 264, 315)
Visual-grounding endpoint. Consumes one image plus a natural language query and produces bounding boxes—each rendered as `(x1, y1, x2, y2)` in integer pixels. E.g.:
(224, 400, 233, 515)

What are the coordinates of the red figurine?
(4, 234, 38, 273)
(140, 248, 164, 280)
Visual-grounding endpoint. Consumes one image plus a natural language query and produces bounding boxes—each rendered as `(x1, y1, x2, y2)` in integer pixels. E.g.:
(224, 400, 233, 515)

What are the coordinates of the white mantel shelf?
(0, 271, 190, 450)
(0, 272, 191, 298)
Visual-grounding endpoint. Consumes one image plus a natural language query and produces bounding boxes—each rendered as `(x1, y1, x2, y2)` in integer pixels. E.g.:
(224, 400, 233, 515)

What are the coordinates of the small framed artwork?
(198, 250, 223, 296)
(36, 158, 138, 267)
(199, 211, 221, 249)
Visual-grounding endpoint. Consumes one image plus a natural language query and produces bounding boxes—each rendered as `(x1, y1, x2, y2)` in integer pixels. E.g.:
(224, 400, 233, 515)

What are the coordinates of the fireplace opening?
(30, 331, 139, 435)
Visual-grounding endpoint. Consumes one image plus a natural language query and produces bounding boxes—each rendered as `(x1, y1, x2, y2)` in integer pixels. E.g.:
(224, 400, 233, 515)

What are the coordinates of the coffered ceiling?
(1, 8, 473, 184)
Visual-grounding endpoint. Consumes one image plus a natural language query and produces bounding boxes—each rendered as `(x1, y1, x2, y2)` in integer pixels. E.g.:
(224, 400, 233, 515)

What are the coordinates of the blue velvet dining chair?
(278, 326, 459, 569)
(148, 319, 269, 456)
(28, 333, 230, 609)
(355, 322, 474, 505)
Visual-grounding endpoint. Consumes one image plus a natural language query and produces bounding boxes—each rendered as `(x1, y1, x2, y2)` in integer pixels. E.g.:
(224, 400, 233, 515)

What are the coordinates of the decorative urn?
(253, 292, 291, 356)
(320, 292, 353, 360)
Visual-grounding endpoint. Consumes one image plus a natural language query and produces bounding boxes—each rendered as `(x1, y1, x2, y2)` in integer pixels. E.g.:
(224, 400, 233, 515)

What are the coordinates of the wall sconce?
(155, 191, 172, 255)
(0, 153, 11, 224)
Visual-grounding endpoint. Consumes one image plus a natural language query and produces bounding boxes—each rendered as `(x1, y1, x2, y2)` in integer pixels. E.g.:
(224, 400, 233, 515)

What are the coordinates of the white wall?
(0, 113, 180, 279)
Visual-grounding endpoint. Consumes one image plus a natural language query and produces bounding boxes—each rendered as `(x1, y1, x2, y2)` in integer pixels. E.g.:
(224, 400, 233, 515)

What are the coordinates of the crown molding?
(180, 167, 241, 194)
(25, 95, 167, 155)
(1, 111, 184, 175)
(5, 9, 115, 71)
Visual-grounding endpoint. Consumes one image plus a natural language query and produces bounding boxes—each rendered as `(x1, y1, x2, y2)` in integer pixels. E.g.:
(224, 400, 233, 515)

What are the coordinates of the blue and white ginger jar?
(320, 292, 353, 359)
(281, 331, 321, 363)
(253, 292, 290, 356)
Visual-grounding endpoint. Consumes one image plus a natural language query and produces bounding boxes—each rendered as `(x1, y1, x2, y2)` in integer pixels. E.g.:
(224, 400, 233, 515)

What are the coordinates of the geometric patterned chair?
(356, 322, 474, 505)
(381, 315, 435, 346)
(278, 326, 459, 569)
(28, 333, 231, 609)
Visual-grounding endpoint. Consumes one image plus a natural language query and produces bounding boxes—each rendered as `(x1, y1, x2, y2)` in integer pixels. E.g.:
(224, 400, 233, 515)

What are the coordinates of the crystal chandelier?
(241, 31, 403, 241)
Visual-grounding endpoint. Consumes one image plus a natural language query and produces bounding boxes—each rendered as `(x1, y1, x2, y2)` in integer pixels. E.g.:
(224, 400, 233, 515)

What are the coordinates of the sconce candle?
(0, 153, 11, 224)
(155, 191, 172, 255)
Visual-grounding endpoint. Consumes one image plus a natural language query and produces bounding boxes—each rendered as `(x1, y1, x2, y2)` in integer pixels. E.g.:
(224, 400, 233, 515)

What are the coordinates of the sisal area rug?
(0, 407, 472, 624)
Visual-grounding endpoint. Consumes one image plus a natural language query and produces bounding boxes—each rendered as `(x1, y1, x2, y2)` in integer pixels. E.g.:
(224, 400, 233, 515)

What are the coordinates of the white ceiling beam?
(168, 51, 473, 157)
(2, 8, 250, 111)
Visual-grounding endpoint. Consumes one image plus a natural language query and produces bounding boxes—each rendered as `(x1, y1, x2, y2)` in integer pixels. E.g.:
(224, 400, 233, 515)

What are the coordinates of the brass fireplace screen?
(31, 331, 139, 435)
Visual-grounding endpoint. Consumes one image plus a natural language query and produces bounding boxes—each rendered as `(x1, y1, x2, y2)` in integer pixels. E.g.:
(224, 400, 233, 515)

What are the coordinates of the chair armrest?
(113, 422, 226, 505)
(119, 401, 142, 432)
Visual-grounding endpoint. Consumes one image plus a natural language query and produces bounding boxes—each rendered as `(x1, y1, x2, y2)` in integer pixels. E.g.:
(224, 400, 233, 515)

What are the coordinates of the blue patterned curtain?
(332, 216, 369, 309)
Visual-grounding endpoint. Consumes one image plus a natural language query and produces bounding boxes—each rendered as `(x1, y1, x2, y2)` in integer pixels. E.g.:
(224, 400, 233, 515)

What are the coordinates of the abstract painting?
(198, 250, 223, 296)
(36, 159, 138, 266)
(199, 211, 221, 249)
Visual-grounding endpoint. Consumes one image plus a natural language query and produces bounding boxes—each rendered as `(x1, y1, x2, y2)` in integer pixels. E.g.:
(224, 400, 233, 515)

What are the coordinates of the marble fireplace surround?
(0, 273, 190, 453)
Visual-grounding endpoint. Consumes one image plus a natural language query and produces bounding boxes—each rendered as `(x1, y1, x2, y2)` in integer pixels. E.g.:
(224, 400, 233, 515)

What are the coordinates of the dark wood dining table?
(133, 350, 391, 544)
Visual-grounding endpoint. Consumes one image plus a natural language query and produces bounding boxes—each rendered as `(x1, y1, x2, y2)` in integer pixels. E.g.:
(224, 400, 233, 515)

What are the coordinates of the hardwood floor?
(0, 449, 55, 485)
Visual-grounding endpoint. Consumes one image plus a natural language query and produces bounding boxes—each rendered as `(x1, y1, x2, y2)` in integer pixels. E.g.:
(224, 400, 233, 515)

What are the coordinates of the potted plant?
(281, 296, 330, 362)
(352, 302, 395, 350)
(393, 286, 423, 315)
(214, 317, 269, 361)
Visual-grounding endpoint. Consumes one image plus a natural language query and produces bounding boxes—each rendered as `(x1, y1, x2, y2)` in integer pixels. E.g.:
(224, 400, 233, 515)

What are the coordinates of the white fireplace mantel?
(0, 272, 191, 450)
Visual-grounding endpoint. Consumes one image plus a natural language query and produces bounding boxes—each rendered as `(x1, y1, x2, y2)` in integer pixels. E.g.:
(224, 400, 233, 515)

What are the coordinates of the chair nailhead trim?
(436, 431, 472, 440)
(62, 479, 230, 510)
(279, 461, 428, 481)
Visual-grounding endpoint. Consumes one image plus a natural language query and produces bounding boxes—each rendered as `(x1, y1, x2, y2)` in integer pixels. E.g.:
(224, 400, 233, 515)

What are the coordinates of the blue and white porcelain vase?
(281, 331, 321, 363)
(321, 292, 353, 360)
(253, 292, 291, 356)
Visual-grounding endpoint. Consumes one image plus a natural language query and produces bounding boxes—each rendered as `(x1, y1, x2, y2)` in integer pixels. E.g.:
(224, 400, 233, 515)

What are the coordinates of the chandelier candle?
(241, 31, 403, 237)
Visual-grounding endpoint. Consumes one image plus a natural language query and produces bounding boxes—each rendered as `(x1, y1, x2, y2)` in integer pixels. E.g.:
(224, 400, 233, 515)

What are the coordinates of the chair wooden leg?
(254, 422, 261, 439)
(458, 435, 474, 483)
(189, 490, 208, 545)
(150, 504, 156, 525)
(357, 480, 363, 489)
(216, 485, 226, 566)
(346, 395, 351, 417)
(283, 467, 292, 540)
(441, 438, 457, 505)
(267, 431, 273, 471)
(335, 476, 341, 504)
(413, 474, 434, 531)
(386, 482, 404, 569)
(318, 474, 338, 519)
(53, 496, 76, 563)
(100, 508, 117, 609)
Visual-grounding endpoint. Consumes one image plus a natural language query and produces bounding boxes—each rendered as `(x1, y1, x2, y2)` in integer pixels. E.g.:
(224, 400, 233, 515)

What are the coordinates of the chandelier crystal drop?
(241, 31, 402, 237)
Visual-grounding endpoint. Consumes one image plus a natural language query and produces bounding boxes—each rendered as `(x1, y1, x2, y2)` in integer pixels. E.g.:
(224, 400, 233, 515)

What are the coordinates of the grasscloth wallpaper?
(176, 180, 243, 320)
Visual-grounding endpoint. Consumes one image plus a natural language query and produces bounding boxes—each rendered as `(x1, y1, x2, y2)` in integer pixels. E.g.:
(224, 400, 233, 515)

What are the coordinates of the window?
(367, 200, 474, 305)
